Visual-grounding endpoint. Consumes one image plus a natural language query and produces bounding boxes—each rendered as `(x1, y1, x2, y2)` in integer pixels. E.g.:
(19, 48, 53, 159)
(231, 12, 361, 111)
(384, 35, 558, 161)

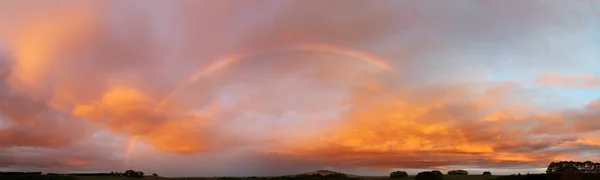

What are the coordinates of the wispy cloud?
(536, 73, 600, 89)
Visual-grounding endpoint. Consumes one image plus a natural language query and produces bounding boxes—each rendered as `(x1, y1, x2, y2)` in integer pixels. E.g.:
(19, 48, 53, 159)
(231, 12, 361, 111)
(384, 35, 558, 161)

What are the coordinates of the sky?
(1, 0, 600, 177)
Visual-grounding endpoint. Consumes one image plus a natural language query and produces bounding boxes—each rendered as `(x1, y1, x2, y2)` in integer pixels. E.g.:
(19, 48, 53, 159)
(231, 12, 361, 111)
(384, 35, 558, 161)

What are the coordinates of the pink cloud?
(536, 73, 600, 89)
(0, 0, 599, 176)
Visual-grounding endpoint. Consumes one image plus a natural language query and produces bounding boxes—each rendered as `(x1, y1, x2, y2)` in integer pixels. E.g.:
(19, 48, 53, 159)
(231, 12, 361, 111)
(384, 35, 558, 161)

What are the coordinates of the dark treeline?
(0, 169, 148, 179)
(390, 171, 408, 179)
(447, 170, 468, 175)
(217, 173, 360, 180)
(546, 161, 600, 174)
(386, 161, 600, 180)
(498, 161, 600, 180)
(415, 171, 443, 180)
(123, 169, 145, 178)
(390, 169, 459, 179)
(496, 173, 600, 180)
(4, 161, 600, 180)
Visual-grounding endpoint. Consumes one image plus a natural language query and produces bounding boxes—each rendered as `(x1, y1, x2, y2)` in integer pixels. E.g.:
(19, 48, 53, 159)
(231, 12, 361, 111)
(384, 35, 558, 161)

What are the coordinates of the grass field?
(404, 175, 499, 180)
(0, 175, 161, 180)
(168, 175, 502, 180)
(0, 175, 501, 180)
(362, 175, 500, 180)
(74, 176, 170, 180)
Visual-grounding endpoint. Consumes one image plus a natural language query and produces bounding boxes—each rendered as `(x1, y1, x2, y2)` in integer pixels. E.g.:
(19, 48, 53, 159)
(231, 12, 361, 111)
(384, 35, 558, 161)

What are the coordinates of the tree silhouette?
(447, 170, 468, 175)
(123, 170, 144, 178)
(390, 171, 408, 179)
(415, 171, 443, 180)
(324, 173, 348, 179)
(483, 171, 492, 176)
(547, 161, 600, 174)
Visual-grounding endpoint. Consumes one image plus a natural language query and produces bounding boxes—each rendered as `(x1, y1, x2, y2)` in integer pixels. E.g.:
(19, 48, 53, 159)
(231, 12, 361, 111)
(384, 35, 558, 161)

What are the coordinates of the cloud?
(71, 85, 218, 154)
(0, 63, 96, 148)
(0, 130, 126, 173)
(249, 82, 599, 174)
(262, 82, 545, 167)
(0, 0, 599, 176)
(536, 73, 600, 89)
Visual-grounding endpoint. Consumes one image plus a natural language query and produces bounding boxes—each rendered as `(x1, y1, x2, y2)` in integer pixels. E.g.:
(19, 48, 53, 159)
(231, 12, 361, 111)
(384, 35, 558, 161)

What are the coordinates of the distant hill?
(301, 170, 360, 178)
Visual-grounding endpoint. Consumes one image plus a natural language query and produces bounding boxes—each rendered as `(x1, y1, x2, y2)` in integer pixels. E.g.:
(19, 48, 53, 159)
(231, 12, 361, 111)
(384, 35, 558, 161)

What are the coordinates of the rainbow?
(123, 135, 139, 167)
(292, 44, 393, 71)
(154, 44, 393, 111)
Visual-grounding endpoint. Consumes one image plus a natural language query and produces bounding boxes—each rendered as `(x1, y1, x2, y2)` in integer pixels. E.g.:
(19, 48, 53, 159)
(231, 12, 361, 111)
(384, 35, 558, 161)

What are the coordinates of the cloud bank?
(0, 0, 600, 176)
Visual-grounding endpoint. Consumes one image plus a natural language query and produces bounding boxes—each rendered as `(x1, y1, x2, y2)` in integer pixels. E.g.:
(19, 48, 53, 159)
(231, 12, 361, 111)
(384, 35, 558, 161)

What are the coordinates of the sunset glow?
(0, 0, 599, 177)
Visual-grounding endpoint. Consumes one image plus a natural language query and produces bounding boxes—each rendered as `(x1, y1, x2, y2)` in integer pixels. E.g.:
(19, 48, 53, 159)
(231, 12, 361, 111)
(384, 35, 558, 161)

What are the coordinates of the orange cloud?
(262, 81, 596, 171)
(72, 85, 215, 154)
(6, 6, 99, 93)
(0, 71, 95, 148)
(1, 0, 600, 176)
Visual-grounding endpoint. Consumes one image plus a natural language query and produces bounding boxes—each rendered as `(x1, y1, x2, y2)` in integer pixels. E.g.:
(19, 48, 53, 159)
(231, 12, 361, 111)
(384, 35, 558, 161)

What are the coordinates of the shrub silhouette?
(123, 170, 145, 178)
(431, 171, 443, 177)
(483, 171, 492, 176)
(390, 171, 408, 179)
(415, 171, 443, 180)
(447, 170, 468, 175)
(323, 173, 348, 179)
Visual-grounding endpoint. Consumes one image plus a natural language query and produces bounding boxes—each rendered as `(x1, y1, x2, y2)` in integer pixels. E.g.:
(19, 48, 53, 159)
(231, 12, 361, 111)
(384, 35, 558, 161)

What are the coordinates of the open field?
(360, 175, 499, 180)
(389, 175, 500, 180)
(0, 175, 500, 180)
(0, 175, 161, 180)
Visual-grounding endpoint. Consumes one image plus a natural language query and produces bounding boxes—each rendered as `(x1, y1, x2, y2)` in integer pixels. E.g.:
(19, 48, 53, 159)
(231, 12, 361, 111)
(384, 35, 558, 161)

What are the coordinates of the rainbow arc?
(153, 44, 394, 111)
